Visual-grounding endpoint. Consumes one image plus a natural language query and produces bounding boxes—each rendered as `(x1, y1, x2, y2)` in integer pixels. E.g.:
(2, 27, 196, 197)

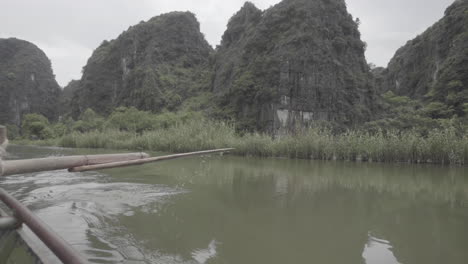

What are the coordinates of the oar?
(69, 148, 234, 172)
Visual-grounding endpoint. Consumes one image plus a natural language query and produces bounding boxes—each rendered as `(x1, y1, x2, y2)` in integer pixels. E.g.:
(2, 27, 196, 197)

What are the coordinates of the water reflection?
(123, 155, 468, 264)
(363, 235, 399, 264)
(2, 145, 468, 264)
(191, 239, 218, 264)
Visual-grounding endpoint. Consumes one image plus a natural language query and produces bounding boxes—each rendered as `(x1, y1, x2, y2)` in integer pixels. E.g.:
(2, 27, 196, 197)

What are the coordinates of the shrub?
(21, 113, 50, 140)
(72, 108, 104, 132)
(5, 124, 20, 140)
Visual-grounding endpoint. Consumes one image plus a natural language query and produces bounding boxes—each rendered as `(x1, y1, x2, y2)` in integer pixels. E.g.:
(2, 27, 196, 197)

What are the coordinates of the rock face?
(382, 0, 468, 116)
(72, 12, 213, 117)
(59, 80, 80, 116)
(0, 38, 61, 126)
(69, 1, 379, 132)
(213, 0, 376, 132)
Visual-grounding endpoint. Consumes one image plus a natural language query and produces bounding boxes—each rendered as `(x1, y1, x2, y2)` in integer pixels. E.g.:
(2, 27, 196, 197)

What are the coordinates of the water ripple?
(1, 167, 187, 263)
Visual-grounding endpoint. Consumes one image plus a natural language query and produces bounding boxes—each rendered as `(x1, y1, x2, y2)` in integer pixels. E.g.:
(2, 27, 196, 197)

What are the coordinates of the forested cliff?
(71, 11, 213, 118)
(380, 0, 468, 119)
(0, 38, 61, 126)
(213, 0, 376, 132)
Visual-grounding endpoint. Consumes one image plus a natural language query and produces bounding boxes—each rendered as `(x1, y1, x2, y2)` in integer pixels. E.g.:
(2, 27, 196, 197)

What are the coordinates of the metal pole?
(0, 188, 88, 264)
(69, 148, 234, 172)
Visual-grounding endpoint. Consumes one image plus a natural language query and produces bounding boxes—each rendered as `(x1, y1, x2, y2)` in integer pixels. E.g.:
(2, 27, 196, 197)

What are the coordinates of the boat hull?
(0, 209, 46, 264)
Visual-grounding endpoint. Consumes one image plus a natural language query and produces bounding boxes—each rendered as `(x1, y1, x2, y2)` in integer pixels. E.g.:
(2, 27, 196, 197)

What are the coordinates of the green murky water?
(2, 145, 468, 264)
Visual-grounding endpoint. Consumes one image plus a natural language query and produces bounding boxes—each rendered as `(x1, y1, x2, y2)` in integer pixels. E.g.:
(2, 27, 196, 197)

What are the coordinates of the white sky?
(0, 0, 455, 87)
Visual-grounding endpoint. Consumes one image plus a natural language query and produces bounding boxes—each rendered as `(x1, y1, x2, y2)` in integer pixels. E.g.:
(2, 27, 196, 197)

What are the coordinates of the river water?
(1, 145, 468, 264)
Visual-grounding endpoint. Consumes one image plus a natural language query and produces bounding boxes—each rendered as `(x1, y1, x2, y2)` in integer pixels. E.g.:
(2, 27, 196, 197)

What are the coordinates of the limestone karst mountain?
(59, 80, 80, 116)
(212, 0, 377, 132)
(0, 38, 61, 126)
(71, 11, 213, 118)
(4, 0, 466, 134)
(381, 0, 468, 118)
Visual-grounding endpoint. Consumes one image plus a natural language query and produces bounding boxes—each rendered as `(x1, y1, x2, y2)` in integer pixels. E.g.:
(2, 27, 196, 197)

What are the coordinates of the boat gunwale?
(0, 207, 51, 264)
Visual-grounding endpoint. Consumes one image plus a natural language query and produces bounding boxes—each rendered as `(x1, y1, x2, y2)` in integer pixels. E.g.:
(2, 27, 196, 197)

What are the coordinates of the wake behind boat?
(0, 125, 232, 263)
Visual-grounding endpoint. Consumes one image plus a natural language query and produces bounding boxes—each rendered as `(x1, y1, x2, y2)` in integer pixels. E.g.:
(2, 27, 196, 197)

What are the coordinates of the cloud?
(34, 39, 93, 86)
(142, 0, 281, 46)
(347, 0, 454, 66)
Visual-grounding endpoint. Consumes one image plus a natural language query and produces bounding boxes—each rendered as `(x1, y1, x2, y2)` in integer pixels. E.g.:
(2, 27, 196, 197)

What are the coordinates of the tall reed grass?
(50, 119, 468, 165)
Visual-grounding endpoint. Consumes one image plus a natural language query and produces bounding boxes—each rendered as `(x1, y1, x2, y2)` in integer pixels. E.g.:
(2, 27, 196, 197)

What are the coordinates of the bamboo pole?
(0, 126, 233, 176)
(69, 148, 234, 172)
(0, 125, 7, 157)
(0, 152, 149, 177)
(0, 216, 18, 230)
(0, 125, 7, 147)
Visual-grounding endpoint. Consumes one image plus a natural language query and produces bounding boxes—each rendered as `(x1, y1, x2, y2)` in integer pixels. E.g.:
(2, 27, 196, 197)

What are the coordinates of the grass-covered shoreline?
(14, 119, 468, 165)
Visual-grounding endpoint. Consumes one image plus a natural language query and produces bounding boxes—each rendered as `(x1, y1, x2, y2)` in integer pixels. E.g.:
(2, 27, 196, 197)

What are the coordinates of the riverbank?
(13, 120, 468, 165)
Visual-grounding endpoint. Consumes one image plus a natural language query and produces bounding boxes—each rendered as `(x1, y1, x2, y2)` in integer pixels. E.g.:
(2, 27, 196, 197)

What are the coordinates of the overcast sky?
(0, 0, 454, 87)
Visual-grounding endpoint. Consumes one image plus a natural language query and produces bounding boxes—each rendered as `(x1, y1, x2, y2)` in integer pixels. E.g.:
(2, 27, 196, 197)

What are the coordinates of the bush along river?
(1, 145, 468, 264)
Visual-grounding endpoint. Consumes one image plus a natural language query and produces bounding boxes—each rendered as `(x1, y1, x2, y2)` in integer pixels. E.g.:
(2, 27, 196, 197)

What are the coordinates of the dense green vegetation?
(364, 91, 468, 135)
(10, 107, 468, 165)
